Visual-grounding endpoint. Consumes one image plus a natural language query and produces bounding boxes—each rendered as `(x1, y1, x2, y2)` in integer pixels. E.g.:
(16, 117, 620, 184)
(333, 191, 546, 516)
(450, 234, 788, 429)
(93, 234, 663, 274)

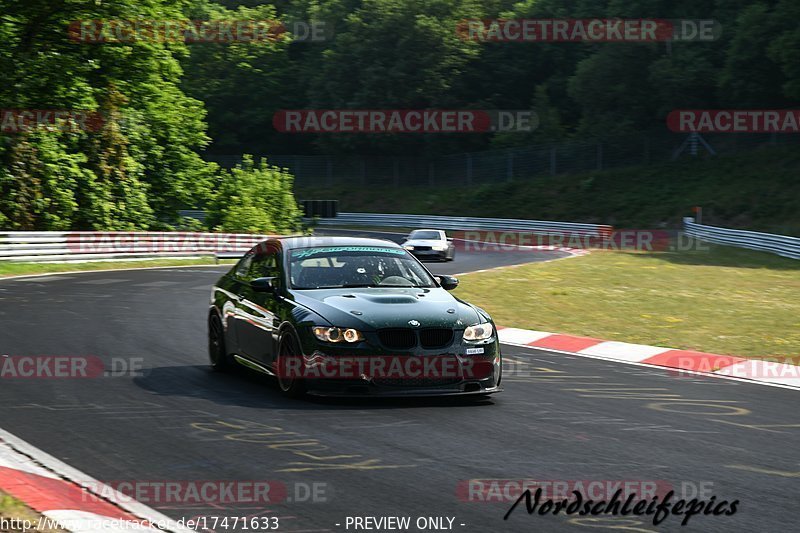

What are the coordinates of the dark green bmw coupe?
(208, 236, 502, 397)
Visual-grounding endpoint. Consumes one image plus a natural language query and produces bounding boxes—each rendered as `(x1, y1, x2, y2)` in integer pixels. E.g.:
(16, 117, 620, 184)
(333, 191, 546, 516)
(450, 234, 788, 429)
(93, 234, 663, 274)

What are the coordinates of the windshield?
(409, 230, 441, 240)
(289, 246, 437, 289)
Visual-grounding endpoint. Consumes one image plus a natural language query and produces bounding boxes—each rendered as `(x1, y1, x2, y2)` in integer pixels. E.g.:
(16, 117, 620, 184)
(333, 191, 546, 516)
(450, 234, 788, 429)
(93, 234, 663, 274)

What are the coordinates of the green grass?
(0, 492, 63, 532)
(452, 244, 800, 361)
(0, 258, 236, 278)
(299, 145, 800, 235)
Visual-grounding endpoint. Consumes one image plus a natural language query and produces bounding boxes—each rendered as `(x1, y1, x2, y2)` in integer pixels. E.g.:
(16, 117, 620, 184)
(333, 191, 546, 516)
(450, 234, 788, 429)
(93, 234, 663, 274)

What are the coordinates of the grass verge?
(0, 258, 236, 278)
(452, 244, 800, 361)
(0, 491, 63, 532)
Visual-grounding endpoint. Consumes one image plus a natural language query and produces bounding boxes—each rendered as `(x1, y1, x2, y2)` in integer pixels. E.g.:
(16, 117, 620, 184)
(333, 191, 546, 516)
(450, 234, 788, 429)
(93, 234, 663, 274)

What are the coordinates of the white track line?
(0, 427, 191, 533)
(501, 340, 800, 392)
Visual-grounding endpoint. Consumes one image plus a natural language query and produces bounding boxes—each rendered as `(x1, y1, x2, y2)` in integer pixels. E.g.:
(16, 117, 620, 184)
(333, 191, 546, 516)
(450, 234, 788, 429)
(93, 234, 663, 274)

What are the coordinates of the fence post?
(549, 146, 557, 176)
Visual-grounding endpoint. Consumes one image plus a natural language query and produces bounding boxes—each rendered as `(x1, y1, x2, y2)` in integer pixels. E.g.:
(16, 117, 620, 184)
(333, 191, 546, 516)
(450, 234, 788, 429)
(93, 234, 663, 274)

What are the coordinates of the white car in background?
(402, 229, 455, 261)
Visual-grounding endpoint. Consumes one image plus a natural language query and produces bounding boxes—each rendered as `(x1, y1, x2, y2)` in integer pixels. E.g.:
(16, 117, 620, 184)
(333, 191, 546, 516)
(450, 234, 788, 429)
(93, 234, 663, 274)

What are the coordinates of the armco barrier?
(309, 212, 611, 236)
(0, 232, 271, 262)
(684, 217, 800, 259)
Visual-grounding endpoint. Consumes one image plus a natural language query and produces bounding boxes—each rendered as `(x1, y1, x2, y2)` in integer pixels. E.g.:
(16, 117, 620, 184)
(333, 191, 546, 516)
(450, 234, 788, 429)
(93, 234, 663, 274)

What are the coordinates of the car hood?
(291, 287, 481, 330)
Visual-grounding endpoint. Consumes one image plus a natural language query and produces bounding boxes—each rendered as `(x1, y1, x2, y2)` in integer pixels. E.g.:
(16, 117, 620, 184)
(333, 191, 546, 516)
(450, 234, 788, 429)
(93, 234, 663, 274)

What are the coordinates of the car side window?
(247, 252, 281, 283)
(249, 252, 280, 282)
(233, 243, 281, 283)
(234, 253, 254, 280)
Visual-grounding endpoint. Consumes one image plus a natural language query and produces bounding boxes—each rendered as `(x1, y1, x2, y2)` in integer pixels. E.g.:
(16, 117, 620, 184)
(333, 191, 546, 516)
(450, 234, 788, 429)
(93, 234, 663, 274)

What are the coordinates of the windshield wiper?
(301, 283, 378, 289)
(297, 282, 430, 289)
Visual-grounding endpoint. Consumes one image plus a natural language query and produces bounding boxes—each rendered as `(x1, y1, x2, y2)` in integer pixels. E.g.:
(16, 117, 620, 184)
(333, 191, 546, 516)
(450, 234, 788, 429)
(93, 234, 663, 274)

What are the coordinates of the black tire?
(496, 357, 502, 386)
(275, 333, 306, 398)
(447, 248, 455, 261)
(208, 312, 232, 371)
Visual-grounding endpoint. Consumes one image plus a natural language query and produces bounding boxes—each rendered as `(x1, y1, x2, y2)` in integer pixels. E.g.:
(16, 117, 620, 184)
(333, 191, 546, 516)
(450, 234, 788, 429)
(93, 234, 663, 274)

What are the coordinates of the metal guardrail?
(0, 231, 270, 262)
(308, 212, 611, 236)
(684, 218, 800, 259)
(13, 217, 794, 263)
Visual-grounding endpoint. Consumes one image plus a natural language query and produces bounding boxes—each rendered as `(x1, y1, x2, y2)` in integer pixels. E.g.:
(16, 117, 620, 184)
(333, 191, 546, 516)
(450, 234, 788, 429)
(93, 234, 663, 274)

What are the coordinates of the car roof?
(409, 229, 442, 233)
(270, 236, 403, 250)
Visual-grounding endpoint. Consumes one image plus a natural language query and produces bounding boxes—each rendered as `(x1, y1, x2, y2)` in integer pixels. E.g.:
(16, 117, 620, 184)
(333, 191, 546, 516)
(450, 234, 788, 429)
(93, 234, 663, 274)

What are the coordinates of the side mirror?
(438, 275, 459, 290)
(251, 277, 277, 293)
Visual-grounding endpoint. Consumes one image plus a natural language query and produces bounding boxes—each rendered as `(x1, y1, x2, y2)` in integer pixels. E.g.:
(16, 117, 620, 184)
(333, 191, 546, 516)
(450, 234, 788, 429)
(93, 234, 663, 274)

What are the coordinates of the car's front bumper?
(292, 335, 502, 397)
(305, 384, 502, 398)
(407, 249, 448, 260)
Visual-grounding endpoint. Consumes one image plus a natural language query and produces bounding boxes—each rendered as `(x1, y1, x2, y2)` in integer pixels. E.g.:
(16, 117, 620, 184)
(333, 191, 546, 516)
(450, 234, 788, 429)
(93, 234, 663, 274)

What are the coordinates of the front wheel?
(275, 333, 306, 398)
(209, 313, 232, 371)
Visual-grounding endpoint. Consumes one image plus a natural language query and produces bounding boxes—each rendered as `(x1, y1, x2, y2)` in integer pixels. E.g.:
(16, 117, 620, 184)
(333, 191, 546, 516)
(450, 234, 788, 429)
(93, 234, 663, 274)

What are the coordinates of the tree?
(0, 0, 216, 228)
(206, 156, 302, 234)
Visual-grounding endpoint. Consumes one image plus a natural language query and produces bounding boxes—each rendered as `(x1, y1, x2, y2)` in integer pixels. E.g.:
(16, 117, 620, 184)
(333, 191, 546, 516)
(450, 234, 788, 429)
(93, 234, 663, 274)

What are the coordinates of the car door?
(225, 250, 255, 356)
(235, 248, 282, 364)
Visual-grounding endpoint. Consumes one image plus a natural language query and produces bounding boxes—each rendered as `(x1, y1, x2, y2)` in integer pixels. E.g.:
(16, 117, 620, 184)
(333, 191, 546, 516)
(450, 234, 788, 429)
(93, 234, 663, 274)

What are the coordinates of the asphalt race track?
(0, 251, 798, 532)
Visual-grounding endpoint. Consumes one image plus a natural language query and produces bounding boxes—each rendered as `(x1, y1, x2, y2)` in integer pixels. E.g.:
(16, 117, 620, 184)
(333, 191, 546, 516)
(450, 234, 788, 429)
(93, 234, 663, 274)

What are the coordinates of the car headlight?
(403, 245, 414, 250)
(432, 244, 448, 251)
(312, 326, 364, 343)
(463, 322, 494, 342)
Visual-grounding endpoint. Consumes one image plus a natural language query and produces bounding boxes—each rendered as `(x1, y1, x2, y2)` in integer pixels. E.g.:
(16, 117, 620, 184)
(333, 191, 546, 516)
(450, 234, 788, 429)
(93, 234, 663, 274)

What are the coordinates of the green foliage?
(207, 156, 302, 234)
(0, 130, 89, 230)
(0, 0, 220, 230)
(296, 145, 800, 235)
(1, 0, 798, 232)
(183, 0, 800, 157)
